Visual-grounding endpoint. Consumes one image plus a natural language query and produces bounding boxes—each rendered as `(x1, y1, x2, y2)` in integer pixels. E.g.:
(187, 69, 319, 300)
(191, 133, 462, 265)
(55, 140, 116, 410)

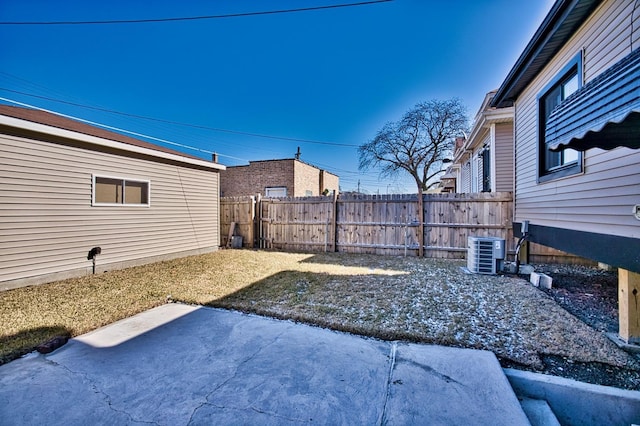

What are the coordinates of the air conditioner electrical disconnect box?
(467, 236, 506, 274)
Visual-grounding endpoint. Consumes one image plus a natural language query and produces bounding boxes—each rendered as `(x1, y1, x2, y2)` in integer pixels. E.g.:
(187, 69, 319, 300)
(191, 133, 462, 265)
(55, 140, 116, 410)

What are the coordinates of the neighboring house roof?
(454, 90, 513, 162)
(0, 105, 224, 171)
(491, 0, 603, 108)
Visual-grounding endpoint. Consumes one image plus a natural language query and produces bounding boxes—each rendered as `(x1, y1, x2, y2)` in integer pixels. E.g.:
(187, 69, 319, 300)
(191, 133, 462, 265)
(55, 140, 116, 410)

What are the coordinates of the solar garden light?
(87, 247, 102, 274)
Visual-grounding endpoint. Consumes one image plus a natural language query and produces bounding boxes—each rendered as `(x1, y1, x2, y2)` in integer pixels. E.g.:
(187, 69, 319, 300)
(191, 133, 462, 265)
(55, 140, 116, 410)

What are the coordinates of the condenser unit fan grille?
(467, 236, 505, 274)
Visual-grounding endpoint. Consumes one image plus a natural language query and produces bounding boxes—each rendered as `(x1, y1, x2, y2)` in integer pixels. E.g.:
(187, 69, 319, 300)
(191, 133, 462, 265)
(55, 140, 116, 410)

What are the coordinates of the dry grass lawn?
(1, 250, 637, 379)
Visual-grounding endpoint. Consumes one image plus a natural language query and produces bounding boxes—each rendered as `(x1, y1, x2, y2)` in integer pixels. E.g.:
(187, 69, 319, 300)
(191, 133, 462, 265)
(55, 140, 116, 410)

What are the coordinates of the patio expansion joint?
(377, 341, 398, 426)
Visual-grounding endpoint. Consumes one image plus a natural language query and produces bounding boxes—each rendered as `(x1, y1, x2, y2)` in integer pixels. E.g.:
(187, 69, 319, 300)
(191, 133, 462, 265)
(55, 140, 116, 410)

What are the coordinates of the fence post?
(331, 192, 338, 252)
(418, 188, 424, 257)
(256, 193, 263, 249)
(324, 219, 329, 252)
(404, 221, 408, 258)
(248, 196, 255, 248)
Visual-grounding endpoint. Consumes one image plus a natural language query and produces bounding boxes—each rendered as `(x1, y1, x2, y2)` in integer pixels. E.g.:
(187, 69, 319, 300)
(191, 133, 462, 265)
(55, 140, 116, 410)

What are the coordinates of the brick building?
(220, 158, 339, 197)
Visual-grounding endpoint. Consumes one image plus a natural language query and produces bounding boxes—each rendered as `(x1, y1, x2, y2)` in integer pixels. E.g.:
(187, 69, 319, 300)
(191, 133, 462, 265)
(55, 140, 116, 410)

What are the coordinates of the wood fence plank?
(220, 192, 587, 262)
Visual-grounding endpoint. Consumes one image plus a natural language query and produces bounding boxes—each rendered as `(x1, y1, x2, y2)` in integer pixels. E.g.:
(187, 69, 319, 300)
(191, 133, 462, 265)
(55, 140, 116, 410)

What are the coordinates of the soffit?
(491, 0, 603, 108)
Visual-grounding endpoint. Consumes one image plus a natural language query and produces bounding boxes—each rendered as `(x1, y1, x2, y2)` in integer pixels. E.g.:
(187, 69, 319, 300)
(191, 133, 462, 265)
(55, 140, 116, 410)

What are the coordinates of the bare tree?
(359, 98, 468, 192)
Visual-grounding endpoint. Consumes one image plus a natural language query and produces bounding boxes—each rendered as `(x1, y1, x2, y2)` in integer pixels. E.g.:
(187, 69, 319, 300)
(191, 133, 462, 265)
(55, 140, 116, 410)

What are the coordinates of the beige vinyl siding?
(582, 0, 636, 80)
(513, 0, 640, 239)
(1, 132, 220, 286)
(494, 122, 513, 193)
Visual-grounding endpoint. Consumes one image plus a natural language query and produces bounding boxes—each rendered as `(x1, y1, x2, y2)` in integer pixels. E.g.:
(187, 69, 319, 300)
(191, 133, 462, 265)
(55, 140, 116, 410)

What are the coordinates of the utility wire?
(0, 96, 371, 174)
(0, 1, 392, 25)
(0, 97, 398, 191)
(0, 94, 383, 183)
(0, 88, 359, 147)
(0, 96, 247, 162)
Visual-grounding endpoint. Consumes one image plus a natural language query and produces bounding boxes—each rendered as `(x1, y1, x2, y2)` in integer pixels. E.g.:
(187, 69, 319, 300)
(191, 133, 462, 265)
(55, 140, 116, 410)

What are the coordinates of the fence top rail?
(262, 196, 333, 203)
(223, 192, 513, 203)
(337, 198, 420, 204)
(341, 193, 513, 202)
(220, 196, 256, 202)
(422, 192, 513, 201)
(338, 193, 419, 201)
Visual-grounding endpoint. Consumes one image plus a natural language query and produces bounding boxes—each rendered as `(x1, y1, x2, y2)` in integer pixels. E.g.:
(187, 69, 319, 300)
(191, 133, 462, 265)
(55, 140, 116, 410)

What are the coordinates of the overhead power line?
(0, 88, 359, 147)
(0, 96, 247, 161)
(0, 96, 394, 191)
(1, 96, 366, 176)
(0, 1, 392, 25)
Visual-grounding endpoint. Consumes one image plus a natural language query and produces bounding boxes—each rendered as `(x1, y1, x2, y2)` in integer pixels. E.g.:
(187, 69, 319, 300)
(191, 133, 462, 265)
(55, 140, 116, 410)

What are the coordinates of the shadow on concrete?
(0, 325, 71, 365)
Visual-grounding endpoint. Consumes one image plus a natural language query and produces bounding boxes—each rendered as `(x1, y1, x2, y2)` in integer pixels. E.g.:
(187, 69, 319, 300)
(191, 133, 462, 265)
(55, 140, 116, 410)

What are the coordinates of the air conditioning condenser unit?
(467, 236, 506, 274)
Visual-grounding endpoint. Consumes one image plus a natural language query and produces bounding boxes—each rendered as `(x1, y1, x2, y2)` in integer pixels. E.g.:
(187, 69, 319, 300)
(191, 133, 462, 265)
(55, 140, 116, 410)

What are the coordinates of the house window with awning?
(538, 53, 582, 182)
(545, 48, 640, 153)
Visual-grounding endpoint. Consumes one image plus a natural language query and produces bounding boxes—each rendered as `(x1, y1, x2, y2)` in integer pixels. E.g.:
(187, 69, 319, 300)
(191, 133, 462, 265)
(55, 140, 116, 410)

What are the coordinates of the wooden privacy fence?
(220, 192, 515, 259)
(219, 196, 256, 248)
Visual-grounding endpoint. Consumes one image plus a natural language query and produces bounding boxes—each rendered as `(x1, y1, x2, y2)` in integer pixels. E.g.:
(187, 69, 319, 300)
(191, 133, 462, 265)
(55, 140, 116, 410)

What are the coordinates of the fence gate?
(219, 196, 256, 248)
(260, 195, 336, 252)
(335, 193, 422, 256)
(423, 192, 514, 259)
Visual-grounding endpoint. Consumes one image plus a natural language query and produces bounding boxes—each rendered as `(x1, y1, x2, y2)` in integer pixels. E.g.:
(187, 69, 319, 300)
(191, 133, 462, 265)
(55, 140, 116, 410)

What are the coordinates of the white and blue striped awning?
(545, 48, 640, 151)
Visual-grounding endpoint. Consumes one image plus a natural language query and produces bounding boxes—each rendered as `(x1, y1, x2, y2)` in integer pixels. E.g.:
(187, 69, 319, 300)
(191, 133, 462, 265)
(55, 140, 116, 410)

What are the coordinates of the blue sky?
(0, 0, 554, 194)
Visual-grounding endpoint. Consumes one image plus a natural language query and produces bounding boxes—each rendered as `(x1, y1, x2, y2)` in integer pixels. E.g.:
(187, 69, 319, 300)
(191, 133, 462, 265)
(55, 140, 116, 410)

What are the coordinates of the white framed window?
(471, 154, 479, 192)
(92, 174, 150, 206)
(461, 161, 471, 193)
(265, 186, 287, 197)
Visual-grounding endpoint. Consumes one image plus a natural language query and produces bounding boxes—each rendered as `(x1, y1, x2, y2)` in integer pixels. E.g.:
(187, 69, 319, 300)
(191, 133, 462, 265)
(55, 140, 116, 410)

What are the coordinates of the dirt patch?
(535, 264, 618, 333)
(528, 264, 640, 389)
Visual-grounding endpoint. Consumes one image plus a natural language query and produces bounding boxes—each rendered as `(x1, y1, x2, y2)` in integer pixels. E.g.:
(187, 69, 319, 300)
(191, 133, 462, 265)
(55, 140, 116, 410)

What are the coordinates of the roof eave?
(0, 115, 225, 171)
(491, 0, 603, 108)
(460, 106, 514, 156)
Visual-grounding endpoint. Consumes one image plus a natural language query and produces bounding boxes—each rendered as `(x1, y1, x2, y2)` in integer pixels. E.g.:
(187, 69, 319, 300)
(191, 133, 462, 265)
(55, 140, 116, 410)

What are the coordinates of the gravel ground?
(523, 263, 640, 389)
(534, 263, 619, 333)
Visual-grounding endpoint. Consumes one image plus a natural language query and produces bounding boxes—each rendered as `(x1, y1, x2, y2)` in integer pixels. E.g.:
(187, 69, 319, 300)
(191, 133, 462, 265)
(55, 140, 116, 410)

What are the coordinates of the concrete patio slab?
(0, 304, 529, 425)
